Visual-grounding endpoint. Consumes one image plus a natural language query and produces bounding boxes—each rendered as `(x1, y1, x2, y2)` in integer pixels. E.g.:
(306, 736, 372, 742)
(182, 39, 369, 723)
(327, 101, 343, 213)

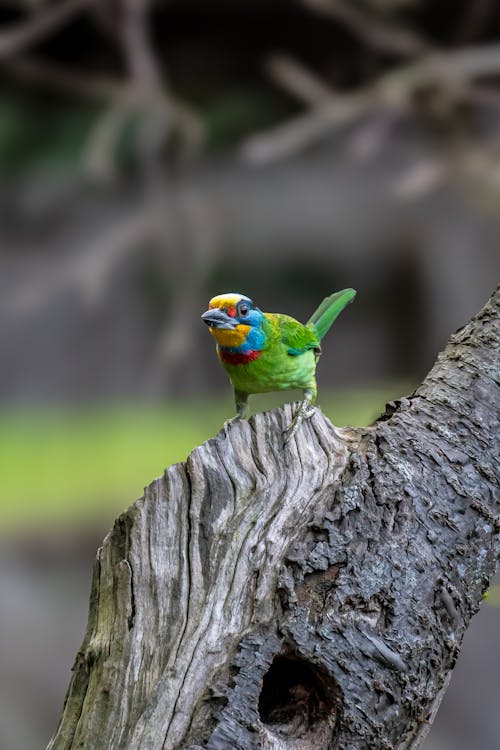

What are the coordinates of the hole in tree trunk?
(258, 654, 340, 740)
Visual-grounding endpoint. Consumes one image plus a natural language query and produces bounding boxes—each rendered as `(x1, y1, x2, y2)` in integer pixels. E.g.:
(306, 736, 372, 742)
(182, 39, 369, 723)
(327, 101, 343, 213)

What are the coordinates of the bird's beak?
(201, 309, 237, 330)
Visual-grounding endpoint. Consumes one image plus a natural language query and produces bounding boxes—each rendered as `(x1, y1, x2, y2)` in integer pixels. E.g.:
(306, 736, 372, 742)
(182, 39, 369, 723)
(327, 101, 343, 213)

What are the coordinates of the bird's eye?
(239, 304, 249, 316)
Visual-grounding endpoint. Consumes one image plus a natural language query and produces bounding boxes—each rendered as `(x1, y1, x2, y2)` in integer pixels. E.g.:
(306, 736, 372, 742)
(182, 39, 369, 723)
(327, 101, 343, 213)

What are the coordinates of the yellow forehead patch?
(210, 324, 251, 347)
(209, 293, 245, 309)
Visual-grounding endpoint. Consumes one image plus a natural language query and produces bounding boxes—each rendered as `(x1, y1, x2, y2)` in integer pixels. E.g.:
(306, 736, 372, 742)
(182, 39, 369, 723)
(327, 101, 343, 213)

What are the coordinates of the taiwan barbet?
(201, 289, 356, 443)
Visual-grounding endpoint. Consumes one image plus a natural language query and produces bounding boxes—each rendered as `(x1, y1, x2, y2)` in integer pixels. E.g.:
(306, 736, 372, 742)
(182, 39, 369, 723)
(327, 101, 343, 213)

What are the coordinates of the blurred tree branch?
(115, 0, 214, 394)
(299, 0, 428, 57)
(8, 200, 163, 314)
(2, 53, 202, 176)
(0, 0, 95, 59)
(2, 0, 500, 400)
(241, 44, 500, 164)
(453, 0, 495, 45)
(1, 0, 212, 398)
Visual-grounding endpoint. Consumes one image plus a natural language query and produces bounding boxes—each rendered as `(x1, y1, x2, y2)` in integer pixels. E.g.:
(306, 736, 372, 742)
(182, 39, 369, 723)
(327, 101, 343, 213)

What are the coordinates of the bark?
(48, 288, 499, 750)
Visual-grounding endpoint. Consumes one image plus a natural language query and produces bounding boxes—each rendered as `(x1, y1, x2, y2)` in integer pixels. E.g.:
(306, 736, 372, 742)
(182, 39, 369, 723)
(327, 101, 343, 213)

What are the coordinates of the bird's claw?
(282, 425, 296, 446)
(282, 403, 316, 446)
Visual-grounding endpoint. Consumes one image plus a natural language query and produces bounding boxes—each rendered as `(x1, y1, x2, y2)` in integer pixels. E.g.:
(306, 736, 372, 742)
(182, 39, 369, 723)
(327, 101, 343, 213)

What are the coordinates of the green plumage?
(307, 288, 357, 341)
(220, 313, 319, 396)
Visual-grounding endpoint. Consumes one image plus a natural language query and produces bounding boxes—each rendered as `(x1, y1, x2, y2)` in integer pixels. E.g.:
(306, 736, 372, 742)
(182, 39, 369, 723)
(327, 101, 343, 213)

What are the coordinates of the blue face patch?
(221, 306, 266, 353)
(236, 307, 262, 326)
(233, 298, 261, 326)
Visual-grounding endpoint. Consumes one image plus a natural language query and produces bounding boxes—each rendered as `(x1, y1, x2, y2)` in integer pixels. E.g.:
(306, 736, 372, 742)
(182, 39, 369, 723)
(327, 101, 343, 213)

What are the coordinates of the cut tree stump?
(48, 288, 499, 750)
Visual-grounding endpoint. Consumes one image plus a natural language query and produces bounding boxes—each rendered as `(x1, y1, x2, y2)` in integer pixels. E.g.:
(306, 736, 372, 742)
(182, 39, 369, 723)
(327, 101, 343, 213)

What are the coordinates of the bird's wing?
(274, 314, 320, 356)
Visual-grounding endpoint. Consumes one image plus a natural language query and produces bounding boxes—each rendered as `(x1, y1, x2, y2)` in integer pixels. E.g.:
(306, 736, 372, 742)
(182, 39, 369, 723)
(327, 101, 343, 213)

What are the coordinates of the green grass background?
(0, 384, 412, 531)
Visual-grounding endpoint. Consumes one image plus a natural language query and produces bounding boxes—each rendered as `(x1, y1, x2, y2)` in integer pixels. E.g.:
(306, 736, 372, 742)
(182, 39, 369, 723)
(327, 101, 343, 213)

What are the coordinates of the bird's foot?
(223, 415, 241, 429)
(282, 402, 316, 446)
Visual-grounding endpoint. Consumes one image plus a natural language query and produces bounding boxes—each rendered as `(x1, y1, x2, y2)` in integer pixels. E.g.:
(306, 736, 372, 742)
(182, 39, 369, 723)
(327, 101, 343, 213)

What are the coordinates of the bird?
(201, 289, 356, 442)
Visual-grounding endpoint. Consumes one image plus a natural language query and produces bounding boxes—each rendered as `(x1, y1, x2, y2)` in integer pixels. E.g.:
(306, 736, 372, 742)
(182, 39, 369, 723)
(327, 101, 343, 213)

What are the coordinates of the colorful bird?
(201, 289, 356, 442)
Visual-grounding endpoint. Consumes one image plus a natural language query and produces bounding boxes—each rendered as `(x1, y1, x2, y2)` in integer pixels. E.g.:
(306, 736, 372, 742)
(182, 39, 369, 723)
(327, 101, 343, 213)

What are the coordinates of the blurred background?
(0, 1, 498, 748)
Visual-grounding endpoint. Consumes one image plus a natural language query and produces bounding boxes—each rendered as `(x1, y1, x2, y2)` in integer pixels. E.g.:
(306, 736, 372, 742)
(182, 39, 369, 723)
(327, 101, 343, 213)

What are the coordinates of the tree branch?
(266, 54, 339, 107)
(299, 0, 428, 57)
(242, 44, 500, 163)
(0, 0, 95, 60)
(47, 287, 499, 749)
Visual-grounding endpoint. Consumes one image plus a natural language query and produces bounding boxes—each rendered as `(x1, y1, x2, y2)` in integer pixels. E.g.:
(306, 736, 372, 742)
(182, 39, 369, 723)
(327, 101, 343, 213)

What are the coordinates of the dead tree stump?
(48, 288, 499, 750)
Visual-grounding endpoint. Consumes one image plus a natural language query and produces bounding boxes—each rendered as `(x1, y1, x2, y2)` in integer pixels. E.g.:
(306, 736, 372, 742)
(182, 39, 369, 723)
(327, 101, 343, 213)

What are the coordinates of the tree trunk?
(48, 288, 499, 750)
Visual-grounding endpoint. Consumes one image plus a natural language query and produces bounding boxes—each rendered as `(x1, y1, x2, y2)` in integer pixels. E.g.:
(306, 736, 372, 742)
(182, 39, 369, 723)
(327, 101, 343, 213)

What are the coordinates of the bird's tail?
(307, 288, 356, 341)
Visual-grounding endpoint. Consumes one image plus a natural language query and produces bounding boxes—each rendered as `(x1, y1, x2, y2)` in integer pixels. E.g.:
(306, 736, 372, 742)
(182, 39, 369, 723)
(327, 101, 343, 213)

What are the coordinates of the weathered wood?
(48, 288, 499, 750)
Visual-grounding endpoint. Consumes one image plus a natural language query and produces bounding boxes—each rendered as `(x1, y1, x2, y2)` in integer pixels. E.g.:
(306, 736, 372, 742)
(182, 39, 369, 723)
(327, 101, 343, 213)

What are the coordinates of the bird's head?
(201, 293, 264, 348)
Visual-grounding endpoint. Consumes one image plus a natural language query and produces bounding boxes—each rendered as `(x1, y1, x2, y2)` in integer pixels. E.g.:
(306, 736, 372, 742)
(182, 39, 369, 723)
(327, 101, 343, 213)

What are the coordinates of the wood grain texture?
(48, 288, 499, 750)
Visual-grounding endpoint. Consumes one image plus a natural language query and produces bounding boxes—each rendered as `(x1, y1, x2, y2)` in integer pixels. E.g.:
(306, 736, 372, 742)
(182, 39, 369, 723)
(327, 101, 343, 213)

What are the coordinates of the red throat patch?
(220, 349, 262, 365)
